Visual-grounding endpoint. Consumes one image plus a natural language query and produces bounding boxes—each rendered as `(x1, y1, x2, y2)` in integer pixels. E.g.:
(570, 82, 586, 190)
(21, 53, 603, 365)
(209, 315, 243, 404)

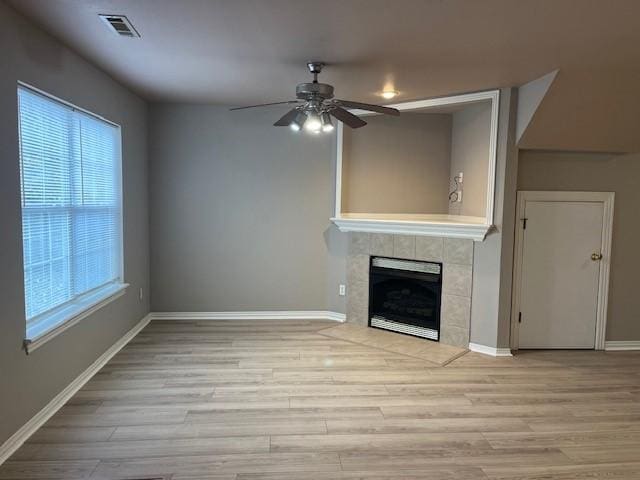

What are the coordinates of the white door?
(517, 199, 606, 349)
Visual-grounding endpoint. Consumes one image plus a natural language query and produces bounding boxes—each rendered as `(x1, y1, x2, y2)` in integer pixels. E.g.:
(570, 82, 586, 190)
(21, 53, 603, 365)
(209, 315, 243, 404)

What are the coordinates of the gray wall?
(470, 88, 518, 349)
(341, 113, 451, 214)
(449, 102, 492, 218)
(148, 104, 343, 312)
(0, 2, 149, 446)
(518, 149, 640, 341)
(326, 150, 348, 314)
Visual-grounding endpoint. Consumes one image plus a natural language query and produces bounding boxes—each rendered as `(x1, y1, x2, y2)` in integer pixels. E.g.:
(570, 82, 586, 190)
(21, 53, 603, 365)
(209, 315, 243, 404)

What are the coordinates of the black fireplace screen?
(369, 257, 442, 340)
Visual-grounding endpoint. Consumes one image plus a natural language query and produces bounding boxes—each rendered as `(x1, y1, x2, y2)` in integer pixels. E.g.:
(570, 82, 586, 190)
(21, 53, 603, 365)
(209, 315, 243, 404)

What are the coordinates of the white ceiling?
(9, 0, 640, 152)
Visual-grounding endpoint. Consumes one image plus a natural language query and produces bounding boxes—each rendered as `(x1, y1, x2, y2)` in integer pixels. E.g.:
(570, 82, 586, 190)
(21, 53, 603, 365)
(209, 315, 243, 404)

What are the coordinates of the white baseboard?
(150, 311, 346, 322)
(469, 342, 513, 357)
(605, 341, 640, 351)
(0, 313, 152, 466)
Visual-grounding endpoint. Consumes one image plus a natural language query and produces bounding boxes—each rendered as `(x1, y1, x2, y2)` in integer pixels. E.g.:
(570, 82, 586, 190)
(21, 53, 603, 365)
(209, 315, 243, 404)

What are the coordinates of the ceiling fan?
(230, 62, 400, 133)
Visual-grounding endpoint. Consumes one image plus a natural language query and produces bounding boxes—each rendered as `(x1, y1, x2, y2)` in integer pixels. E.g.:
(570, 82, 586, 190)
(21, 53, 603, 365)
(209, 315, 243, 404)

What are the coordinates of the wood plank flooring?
(1, 319, 640, 479)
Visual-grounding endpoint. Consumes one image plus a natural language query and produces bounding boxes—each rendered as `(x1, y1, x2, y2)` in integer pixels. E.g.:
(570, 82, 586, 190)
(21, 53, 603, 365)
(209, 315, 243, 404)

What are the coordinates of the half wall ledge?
(331, 214, 493, 241)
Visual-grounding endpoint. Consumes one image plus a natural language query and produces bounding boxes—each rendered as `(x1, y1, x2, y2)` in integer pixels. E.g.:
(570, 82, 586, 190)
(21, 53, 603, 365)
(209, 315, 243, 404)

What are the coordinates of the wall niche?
(332, 90, 499, 241)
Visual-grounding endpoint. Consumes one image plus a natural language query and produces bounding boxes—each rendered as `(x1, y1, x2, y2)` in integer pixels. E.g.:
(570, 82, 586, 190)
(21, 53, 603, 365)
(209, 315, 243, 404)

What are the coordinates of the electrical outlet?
(139, 287, 144, 301)
(339, 284, 346, 296)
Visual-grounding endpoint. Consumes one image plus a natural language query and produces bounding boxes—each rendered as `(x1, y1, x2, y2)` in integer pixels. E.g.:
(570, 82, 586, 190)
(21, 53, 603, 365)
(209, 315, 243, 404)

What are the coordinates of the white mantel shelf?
(331, 213, 493, 241)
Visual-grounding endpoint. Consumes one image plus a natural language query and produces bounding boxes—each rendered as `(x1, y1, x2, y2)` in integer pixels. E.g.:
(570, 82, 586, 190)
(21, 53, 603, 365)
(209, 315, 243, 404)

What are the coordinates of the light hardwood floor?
(2, 319, 640, 479)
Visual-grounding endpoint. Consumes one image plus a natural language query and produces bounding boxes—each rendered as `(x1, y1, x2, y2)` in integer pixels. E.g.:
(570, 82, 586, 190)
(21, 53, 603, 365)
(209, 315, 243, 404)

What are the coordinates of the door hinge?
(518, 312, 522, 323)
(522, 218, 528, 230)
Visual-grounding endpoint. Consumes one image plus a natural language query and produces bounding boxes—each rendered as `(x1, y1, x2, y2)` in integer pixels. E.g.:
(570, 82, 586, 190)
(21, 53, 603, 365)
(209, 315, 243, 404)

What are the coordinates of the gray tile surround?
(443, 263, 473, 297)
(440, 324, 470, 348)
(444, 238, 474, 265)
(393, 235, 416, 259)
(346, 233, 473, 348)
(348, 232, 370, 255)
(370, 233, 394, 257)
(415, 236, 444, 262)
(441, 294, 472, 329)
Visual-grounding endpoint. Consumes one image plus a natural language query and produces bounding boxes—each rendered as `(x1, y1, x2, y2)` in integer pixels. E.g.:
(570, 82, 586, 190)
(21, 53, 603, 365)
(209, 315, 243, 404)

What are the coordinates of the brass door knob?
(591, 252, 603, 261)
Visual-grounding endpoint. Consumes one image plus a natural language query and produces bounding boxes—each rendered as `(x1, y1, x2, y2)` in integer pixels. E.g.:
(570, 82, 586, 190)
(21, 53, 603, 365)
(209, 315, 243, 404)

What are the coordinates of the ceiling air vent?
(99, 14, 140, 38)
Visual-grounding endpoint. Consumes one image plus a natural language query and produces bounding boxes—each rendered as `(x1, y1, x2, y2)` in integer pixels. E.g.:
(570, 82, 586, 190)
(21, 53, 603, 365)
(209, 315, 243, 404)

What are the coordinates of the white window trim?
(18, 81, 120, 127)
(17, 82, 127, 354)
(24, 282, 129, 354)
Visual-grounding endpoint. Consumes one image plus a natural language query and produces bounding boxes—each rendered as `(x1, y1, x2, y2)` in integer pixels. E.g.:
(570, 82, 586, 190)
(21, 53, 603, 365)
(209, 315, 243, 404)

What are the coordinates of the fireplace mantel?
(331, 213, 492, 241)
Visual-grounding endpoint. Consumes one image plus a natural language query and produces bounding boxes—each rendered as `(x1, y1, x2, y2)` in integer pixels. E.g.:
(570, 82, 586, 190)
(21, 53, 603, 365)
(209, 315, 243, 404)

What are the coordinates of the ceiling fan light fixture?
(321, 112, 334, 132)
(289, 110, 308, 131)
(230, 62, 400, 132)
(304, 111, 322, 133)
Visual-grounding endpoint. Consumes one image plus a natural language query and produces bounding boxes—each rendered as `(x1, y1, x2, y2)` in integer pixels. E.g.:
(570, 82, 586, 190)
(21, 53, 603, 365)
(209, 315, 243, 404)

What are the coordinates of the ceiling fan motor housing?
(296, 82, 334, 100)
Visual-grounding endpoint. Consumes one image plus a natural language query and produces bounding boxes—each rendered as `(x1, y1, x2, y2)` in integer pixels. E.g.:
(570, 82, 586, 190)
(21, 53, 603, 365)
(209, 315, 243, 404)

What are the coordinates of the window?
(18, 85, 125, 344)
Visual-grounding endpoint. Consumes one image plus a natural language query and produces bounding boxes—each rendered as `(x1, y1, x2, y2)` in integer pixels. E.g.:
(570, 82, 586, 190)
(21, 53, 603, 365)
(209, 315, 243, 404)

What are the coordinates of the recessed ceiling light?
(381, 90, 398, 100)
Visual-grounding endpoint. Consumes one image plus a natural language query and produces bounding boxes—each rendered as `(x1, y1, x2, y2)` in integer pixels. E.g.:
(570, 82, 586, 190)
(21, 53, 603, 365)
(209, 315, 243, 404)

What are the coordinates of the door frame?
(510, 191, 615, 350)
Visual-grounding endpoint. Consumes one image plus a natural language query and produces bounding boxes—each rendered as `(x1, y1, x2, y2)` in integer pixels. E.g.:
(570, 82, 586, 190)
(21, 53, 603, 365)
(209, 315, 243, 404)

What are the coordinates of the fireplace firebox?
(368, 257, 442, 341)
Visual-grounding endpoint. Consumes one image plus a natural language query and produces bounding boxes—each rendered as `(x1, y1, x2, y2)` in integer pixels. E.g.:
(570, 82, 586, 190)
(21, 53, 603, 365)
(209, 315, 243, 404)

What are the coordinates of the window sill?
(24, 283, 129, 354)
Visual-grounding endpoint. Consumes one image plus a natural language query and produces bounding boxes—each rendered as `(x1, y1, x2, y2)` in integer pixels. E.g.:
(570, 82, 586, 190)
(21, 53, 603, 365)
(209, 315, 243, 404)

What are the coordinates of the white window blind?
(18, 86, 123, 340)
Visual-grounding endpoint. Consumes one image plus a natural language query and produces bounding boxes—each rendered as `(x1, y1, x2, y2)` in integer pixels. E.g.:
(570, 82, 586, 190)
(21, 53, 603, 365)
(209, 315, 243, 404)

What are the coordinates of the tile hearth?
(319, 323, 468, 366)
(346, 232, 473, 348)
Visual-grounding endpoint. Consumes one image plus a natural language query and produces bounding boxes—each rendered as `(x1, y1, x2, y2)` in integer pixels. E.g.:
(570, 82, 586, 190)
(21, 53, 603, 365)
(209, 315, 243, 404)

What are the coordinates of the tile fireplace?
(346, 232, 473, 348)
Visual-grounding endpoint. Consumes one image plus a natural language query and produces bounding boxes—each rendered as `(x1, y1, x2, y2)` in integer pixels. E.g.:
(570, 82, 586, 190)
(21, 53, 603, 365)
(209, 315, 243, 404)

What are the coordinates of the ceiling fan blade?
(335, 99, 400, 116)
(273, 108, 300, 126)
(329, 107, 367, 129)
(230, 100, 300, 111)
